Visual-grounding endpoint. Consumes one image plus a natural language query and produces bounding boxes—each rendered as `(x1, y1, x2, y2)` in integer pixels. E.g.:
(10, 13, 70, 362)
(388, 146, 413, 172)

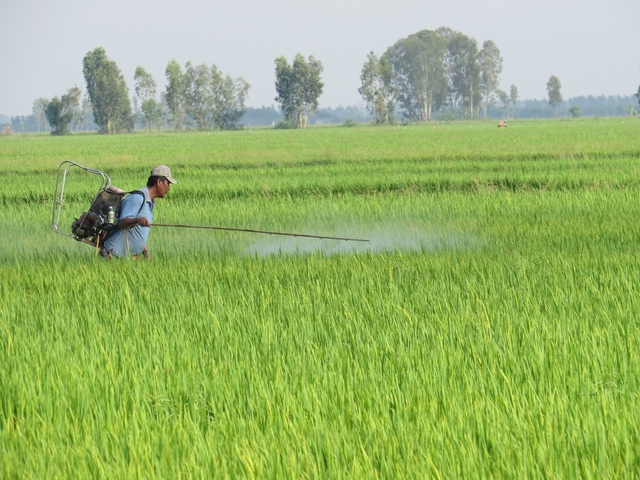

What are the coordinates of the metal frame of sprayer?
(51, 160, 112, 240)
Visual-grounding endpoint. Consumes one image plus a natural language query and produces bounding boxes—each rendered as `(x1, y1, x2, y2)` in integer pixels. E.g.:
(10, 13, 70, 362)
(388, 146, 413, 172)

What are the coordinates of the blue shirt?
(104, 187, 155, 257)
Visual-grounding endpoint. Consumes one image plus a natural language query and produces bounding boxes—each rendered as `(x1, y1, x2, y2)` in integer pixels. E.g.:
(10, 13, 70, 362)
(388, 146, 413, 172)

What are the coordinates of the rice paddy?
(1, 118, 639, 477)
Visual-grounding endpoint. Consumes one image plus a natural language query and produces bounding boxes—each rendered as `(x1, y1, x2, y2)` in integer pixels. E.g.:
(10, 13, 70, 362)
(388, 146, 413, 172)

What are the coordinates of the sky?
(1, 0, 639, 117)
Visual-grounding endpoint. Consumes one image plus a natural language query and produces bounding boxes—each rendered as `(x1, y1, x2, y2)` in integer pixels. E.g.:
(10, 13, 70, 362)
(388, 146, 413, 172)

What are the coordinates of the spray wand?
(151, 223, 370, 243)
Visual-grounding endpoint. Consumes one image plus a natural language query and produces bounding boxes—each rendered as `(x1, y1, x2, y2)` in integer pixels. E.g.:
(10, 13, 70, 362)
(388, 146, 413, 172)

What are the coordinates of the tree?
(569, 106, 581, 118)
(547, 75, 563, 117)
(210, 65, 250, 130)
(165, 60, 188, 131)
(498, 89, 510, 119)
(165, 61, 250, 131)
(510, 85, 519, 119)
(386, 30, 447, 121)
(44, 86, 81, 135)
(81, 98, 94, 130)
(359, 52, 395, 125)
(447, 32, 481, 118)
(134, 66, 160, 131)
(32, 98, 48, 133)
(274, 54, 324, 129)
(478, 40, 503, 119)
(184, 61, 213, 130)
(636, 85, 640, 110)
(82, 47, 133, 133)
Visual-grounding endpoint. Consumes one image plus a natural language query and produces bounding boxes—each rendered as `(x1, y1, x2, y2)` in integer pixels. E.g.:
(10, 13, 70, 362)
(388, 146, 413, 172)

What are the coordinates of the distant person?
(498, 120, 506, 128)
(101, 165, 177, 259)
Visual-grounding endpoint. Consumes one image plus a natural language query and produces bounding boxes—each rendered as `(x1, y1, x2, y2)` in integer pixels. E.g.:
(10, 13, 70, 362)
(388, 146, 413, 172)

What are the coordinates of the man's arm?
(117, 193, 149, 229)
(117, 216, 150, 229)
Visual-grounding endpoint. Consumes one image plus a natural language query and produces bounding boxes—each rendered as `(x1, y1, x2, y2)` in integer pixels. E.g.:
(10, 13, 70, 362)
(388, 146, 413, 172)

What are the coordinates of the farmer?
(102, 165, 177, 259)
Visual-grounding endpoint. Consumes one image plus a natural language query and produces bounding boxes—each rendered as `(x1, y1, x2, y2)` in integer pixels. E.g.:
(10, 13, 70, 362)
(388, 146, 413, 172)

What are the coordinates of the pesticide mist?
(245, 223, 480, 256)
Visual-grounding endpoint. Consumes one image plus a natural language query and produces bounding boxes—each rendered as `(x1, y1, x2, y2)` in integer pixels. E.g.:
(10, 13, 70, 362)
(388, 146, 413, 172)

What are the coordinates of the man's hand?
(142, 247, 151, 260)
(137, 218, 151, 227)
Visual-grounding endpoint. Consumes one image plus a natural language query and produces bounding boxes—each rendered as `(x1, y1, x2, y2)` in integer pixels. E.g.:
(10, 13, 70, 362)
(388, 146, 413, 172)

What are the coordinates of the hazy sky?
(1, 0, 639, 116)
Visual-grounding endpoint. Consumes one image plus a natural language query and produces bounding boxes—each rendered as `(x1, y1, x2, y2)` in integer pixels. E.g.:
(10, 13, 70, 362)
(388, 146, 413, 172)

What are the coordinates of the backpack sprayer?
(51, 161, 370, 249)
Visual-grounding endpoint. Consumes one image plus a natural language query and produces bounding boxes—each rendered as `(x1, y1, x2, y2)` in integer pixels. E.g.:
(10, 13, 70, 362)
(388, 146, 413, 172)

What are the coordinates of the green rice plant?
(1, 119, 640, 477)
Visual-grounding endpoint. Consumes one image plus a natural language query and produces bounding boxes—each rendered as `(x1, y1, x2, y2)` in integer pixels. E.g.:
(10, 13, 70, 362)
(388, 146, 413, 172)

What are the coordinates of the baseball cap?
(150, 165, 177, 184)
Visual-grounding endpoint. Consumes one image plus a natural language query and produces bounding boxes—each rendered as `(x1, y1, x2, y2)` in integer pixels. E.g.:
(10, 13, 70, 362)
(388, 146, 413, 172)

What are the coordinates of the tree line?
(5, 28, 640, 135)
(358, 27, 518, 124)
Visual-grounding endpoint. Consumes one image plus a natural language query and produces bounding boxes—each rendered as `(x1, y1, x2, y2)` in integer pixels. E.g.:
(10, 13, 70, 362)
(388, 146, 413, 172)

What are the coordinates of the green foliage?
(82, 47, 133, 134)
(445, 31, 482, 118)
(342, 118, 357, 127)
(165, 60, 187, 131)
(31, 98, 48, 133)
(1, 120, 640, 477)
(274, 118, 296, 129)
(134, 66, 159, 131)
(435, 109, 459, 122)
(140, 98, 161, 130)
(358, 52, 396, 125)
(274, 54, 324, 129)
(497, 89, 510, 118)
(173, 61, 250, 131)
(386, 29, 448, 121)
(478, 40, 503, 118)
(569, 106, 581, 118)
(547, 75, 563, 117)
(385, 28, 486, 121)
(211, 66, 250, 131)
(43, 86, 81, 136)
(510, 85, 519, 118)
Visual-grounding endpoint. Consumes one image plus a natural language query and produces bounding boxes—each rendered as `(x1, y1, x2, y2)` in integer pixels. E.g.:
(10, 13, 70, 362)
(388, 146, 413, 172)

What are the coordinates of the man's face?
(157, 178, 171, 197)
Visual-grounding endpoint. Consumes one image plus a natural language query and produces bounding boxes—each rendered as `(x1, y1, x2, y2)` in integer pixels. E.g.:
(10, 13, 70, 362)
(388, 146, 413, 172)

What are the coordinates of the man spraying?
(102, 165, 177, 259)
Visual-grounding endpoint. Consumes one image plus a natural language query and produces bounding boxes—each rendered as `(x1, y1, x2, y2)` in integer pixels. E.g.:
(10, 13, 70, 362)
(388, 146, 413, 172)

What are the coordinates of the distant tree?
(386, 30, 447, 121)
(636, 85, 640, 109)
(359, 51, 396, 125)
(447, 32, 481, 118)
(274, 54, 324, 129)
(498, 89, 510, 119)
(32, 98, 48, 132)
(184, 61, 213, 130)
(547, 75, 563, 117)
(44, 86, 81, 135)
(134, 66, 160, 131)
(624, 104, 636, 117)
(478, 40, 503, 119)
(81, 98, 94, 130)
(569, 106, 581, 118)
(158, 92, 171, 128)
(10, 116, 25, 132)
(510, 85, 519, 119)
(166, 61, 250, 131)
(165, 60, 188, 131)
(83, 47, 133, 133)
(210, 65, 250, 130)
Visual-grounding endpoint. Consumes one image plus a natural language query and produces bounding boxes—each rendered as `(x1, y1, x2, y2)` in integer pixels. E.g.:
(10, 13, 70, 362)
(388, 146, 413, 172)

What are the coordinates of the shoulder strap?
(127, 190, 146, 215)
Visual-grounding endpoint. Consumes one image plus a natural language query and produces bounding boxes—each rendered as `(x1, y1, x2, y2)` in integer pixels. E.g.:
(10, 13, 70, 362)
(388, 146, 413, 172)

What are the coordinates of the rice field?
(1, 118, 640, 478)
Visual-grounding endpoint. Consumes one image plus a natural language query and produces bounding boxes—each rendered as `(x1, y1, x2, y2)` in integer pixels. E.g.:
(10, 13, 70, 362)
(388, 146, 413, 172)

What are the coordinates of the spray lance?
(150, 223, 370, 243)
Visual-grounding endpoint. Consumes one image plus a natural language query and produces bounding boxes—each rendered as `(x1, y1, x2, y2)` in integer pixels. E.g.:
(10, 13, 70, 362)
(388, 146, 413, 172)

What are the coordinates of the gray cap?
(150, 165, 177, 184)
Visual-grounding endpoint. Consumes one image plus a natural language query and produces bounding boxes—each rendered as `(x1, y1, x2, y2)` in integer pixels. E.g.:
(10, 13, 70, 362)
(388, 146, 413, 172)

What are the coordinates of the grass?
(1, 118, 640, 477)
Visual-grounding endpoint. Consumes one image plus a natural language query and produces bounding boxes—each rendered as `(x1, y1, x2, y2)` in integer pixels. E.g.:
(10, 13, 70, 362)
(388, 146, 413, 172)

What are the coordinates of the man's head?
(147, 165, 177, 199)
(149, 165, 177, 185)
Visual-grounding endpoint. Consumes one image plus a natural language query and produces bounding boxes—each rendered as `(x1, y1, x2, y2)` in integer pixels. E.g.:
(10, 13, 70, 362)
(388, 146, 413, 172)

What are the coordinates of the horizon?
(2, 0, 639, 117)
